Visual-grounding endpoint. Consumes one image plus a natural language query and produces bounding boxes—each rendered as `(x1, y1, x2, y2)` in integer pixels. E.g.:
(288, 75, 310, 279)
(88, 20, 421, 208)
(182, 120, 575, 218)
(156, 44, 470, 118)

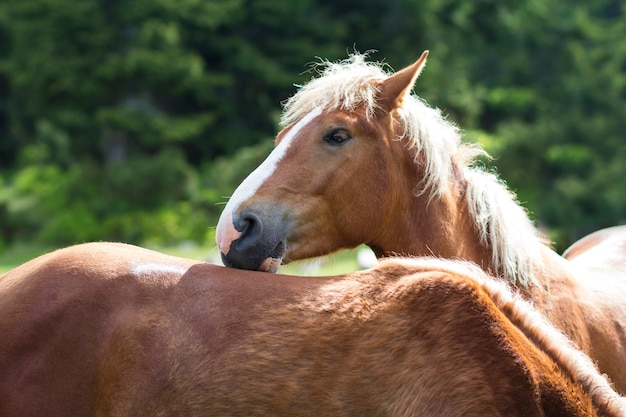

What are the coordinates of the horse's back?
(563, 225, 626, 263)
(0, 243, 206, 417)
(562, 225, 626, 304)
(0, 243, 618, 416)
(0, 242, 330, 417)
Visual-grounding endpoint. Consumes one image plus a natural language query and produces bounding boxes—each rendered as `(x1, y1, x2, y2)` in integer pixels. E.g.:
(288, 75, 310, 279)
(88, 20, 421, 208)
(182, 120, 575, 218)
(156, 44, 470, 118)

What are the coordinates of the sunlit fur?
(281, 53, 545, 286)
(387, 257, 626, 415)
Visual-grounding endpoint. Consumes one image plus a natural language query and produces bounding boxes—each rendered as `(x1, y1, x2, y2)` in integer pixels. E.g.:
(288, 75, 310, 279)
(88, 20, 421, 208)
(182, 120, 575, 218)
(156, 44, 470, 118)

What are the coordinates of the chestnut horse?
(0, 242, 624, 416)
(215, 51, 626, 393)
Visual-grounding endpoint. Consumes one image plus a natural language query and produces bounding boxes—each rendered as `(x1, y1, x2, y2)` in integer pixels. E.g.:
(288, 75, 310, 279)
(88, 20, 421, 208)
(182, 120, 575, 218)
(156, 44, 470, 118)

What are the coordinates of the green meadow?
(0, 243, 365, 276)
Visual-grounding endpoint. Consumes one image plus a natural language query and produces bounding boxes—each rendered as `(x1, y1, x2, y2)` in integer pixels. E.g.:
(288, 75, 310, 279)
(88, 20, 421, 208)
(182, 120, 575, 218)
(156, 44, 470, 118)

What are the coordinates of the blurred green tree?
(0, 0, 623, 249)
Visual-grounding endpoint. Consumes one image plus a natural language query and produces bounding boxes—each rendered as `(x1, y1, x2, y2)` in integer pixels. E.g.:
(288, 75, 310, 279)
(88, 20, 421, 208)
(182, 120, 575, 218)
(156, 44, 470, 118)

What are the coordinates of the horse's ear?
(378, 50, 429, 112)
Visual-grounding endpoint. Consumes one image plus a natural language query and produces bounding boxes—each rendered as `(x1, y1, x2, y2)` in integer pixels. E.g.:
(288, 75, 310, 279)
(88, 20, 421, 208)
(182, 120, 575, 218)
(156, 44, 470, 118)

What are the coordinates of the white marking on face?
(215, 107, 323, 253)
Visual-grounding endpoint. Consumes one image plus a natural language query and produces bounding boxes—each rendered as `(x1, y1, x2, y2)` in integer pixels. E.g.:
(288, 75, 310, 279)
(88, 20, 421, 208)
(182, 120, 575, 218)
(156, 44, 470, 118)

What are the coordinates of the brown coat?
(0, 243, 623, 416)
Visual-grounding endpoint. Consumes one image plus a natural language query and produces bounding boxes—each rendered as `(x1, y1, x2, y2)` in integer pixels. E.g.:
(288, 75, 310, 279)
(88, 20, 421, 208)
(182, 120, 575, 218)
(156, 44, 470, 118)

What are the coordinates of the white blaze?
(215, 107, 323, 253)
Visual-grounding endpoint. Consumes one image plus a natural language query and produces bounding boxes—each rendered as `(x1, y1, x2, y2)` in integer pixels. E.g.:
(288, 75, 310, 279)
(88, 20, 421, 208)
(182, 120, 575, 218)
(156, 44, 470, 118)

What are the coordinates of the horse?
(0, 242, 624, 416)
(215, 50, 626, 394)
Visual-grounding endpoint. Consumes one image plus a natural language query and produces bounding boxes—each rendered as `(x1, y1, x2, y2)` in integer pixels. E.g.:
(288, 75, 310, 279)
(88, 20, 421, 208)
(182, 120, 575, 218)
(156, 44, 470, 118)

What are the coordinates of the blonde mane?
(281, 53, 546, 286)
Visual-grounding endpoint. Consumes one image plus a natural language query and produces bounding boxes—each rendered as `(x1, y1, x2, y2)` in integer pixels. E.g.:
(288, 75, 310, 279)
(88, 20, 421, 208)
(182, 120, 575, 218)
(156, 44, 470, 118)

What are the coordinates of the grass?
(278, 248, 365, 276)
(0, 243, 53, 274)
(0, 242, 367, 276)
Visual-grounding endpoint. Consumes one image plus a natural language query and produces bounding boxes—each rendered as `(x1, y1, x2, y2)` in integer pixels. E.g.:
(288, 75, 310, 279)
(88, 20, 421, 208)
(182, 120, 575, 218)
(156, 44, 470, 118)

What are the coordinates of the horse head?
(216, 52, 431, 272)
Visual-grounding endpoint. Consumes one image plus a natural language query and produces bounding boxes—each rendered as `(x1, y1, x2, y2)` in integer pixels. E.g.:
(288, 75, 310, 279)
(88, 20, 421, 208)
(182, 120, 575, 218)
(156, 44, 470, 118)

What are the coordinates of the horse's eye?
(324, 129, 352, 146)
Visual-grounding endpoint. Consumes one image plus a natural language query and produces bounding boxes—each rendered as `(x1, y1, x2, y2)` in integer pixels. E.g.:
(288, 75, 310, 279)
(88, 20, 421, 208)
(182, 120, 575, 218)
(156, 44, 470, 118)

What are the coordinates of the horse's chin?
(257, 257, 282, 273)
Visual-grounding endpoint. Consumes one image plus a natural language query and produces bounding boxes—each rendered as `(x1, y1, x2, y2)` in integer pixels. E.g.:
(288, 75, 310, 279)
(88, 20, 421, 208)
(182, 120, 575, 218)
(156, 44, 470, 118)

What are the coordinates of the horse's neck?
(370, 179, 577, 291)
(373, 197, 595, 350)
(524, 246, 573, 294)
(370, 184, 495, 272)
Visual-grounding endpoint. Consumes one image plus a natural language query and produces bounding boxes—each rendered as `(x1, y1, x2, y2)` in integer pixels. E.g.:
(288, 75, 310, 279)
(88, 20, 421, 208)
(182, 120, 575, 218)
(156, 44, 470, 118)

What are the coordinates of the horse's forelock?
(281, 54, 388, 127)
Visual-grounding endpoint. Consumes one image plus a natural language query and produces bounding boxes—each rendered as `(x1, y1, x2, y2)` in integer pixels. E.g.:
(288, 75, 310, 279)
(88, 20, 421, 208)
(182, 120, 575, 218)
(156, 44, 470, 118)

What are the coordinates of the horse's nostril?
(235, 210, 263, 243)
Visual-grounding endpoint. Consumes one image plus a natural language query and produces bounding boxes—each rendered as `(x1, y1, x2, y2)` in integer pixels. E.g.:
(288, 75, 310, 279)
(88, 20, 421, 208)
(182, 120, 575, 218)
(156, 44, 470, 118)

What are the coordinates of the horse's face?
(216, 106, 414, 272)
(217, 52, 429, 272)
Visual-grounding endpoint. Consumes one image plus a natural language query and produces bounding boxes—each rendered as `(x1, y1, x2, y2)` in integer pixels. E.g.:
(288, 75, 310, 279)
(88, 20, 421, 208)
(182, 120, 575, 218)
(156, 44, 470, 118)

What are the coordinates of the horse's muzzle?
(220, 208, 288, 272)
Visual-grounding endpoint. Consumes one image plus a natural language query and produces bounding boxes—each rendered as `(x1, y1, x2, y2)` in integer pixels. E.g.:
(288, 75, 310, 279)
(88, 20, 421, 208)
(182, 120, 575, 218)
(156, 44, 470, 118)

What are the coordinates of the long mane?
(281, 53, 546, 286)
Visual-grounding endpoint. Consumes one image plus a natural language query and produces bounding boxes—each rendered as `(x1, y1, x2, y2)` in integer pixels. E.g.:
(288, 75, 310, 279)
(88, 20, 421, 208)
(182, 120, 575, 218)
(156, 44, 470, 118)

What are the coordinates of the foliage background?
(0, 0, 624, 254)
